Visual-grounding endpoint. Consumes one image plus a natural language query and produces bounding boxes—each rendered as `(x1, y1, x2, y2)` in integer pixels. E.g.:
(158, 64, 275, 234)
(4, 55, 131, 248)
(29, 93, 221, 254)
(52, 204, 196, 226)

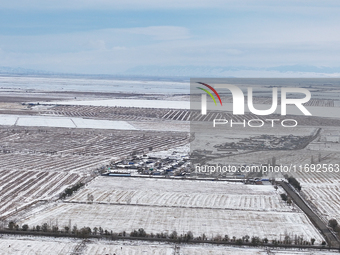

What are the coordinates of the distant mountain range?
(1, 65, 339, 78)
(0, 66, 54, 75)
(124, 65, 340, 77)
(0, 66, 188, 81)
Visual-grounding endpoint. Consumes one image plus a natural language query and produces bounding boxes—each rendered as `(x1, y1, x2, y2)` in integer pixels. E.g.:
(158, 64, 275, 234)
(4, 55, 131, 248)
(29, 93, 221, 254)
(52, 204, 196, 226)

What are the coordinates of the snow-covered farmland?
(19, 202, 324, 244)
(40, 105, 192, 122)
(299, 182, 340, 223)
(0, 75, 189, 94)
(0, 113, 190, 131)
(19, 178, 324, 244)
(0, 236, 336, 255)
(0, 127, 188, 159)
(41, 99, 340, 119)
(0, 169, 85, 218)
(85, 241, 174, 255)
(281, 126, 340, 224)
(85, 240, 339, 255)
(0, 235, 77, 255)
(0, 114, 137, 130)
(178, 245, 339, 255)
(68, 177, 292, 212)
(37, 99, 190, 109)
(0, 127, 188, 219)
(129, 120, 189, 132)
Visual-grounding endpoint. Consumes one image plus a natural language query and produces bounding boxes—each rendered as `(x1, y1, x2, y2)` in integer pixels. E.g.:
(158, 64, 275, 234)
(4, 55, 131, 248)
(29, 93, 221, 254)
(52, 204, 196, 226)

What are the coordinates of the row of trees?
(328, 218, 340, 236)
(5, 221, 321, 247)
(280, 193, 292, 205)
(283, 175, 302, 191)
(8, 221, 96, 238)
(129, 229, 319, 246)
(59, 182, 85, 199)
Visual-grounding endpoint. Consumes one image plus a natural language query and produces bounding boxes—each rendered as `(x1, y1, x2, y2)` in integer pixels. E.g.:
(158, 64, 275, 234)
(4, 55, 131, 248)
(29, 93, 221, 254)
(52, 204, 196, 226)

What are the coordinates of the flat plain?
(0, 77, 340, 253)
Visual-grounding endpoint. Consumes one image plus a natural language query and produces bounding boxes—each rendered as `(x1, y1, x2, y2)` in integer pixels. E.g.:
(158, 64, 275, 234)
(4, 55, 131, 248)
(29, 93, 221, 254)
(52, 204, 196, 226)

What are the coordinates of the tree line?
(4, 221, 322, 247)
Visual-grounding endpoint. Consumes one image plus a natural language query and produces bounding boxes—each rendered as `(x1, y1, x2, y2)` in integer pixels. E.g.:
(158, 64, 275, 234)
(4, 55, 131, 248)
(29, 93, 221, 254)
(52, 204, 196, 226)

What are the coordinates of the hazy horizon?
(0, 0, 340, 77)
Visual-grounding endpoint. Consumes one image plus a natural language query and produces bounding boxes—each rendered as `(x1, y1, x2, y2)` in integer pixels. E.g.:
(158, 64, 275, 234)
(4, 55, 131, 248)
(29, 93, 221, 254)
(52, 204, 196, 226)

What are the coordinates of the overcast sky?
(0, 0, 339, 75)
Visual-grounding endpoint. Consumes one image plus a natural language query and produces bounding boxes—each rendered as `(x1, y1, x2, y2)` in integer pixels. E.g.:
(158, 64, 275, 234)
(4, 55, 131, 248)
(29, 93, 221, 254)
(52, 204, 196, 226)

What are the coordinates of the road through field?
(279, 181, 340, 248)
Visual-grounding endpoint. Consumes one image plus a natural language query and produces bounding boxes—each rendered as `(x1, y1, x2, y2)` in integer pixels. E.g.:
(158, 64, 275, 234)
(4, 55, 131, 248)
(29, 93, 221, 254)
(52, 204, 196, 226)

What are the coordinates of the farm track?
(63, 200, 290, 212)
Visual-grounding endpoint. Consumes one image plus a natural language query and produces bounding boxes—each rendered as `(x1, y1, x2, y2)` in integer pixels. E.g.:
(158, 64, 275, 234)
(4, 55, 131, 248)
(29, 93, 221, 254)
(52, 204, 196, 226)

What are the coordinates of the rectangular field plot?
(0, 235, 78, 255)
(85, 240, 335, 255)
(19, 202, 324, 244)
(85, 240, 175, 255)
(68, 177, 293, 212)
(42, 99, 190, 109)
(17, 178, 325, 244)
(0, 154, 109, 173)
(0, 127, 189, 158)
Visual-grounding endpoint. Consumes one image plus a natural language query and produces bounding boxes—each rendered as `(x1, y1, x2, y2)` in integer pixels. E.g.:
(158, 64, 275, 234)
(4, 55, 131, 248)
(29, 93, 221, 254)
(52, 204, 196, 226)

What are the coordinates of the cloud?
(0, 26, 192, 73)
(0, 26, 190, 52)
(1, 1, 340, 75)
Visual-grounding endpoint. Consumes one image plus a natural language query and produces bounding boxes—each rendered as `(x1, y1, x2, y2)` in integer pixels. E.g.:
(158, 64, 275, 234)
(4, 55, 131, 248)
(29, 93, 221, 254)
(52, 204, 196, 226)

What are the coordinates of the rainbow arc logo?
(196, 82, 223, 106)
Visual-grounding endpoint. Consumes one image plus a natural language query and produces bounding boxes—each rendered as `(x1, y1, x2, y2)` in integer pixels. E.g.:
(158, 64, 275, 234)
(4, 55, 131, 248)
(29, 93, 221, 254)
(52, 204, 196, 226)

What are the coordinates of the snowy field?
(85, 240, 339, 255)
(0, 114, 137, 130)
(67, 177, 292, 212)
(0, 76, 189, 94)
(0, 127, 188, 218)
(0, 235, 77, 255)
(34, 98, 340, 119)
(0, 114, 190, 131)
(129, 120, 189, 132)
(0, 236, 336, 255)
(283, 126, 340, 223)
(301, 182, 340, 223)
(18, 178, 324, 244)
(19, 203, 325, 244)
(38, 98, 190, 109)
(0, 167, 89, 218)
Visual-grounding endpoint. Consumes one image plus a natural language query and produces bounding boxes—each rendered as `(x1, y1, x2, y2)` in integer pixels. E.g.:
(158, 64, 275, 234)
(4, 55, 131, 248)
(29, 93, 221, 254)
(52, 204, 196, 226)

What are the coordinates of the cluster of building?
(103, 152, 190, 177)
(214, 134, 311, 151)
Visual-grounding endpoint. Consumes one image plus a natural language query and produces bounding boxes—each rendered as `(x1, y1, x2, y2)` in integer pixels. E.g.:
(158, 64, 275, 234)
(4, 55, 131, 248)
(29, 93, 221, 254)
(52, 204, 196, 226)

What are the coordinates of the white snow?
(0, 236, 336, 255)
(0, 114, 137, 130)
(17, 116, 75, 128)
(38, 98, 190, 109)
(0, 76, 189, 94)
(0, 115, 17, 125)
(85, 240, 339, 255)
(19, 178, 325, 244)
(20, 203, 325, 244)
(71, 118, 136, 130)
(0, 235, 77, 255)
(37, 99, 340, 119)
